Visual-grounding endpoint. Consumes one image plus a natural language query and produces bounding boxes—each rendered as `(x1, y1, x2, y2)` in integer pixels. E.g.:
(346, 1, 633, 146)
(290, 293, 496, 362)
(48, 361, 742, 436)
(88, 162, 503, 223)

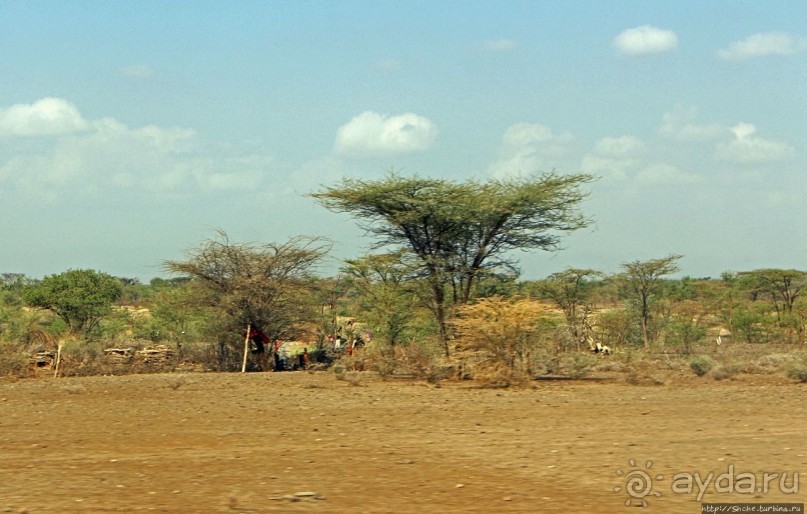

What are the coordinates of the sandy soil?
(0, 371, 804, 513)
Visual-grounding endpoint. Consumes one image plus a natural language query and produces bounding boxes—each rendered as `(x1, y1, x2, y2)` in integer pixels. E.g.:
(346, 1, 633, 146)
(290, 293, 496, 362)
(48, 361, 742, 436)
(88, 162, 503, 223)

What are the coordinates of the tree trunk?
(430, 281, 450, 357)
(641, 317, 650, 348)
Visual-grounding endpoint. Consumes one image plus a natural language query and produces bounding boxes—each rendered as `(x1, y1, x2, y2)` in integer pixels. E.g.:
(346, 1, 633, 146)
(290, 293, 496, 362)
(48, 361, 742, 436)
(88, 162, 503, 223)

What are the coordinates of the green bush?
(689, 355, 714, 377)
(786, 361, 807, 383)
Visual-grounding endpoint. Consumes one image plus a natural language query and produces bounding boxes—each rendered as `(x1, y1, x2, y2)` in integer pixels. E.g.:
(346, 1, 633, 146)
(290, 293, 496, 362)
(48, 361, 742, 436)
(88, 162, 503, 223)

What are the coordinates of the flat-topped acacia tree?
(311, 172, 595, 355)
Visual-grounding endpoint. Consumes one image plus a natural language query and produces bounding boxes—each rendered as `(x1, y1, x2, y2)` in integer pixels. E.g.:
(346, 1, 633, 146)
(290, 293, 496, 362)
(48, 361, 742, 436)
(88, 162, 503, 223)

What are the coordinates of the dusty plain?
(0, 370, 804, 513)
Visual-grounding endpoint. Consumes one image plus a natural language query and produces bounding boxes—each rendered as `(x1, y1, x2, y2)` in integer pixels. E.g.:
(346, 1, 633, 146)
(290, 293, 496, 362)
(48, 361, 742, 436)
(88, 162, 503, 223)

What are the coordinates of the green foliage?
(596, 308, 640, 348)
(689, 355, 714, 377)
(619, 255, 682, 347)
(733, 303, 777, 344)
(94, 308, 134, 343)
(164, 231, 330, 370)
(0, 273, 33, 307)
(668, 317, 706, 355)
(667, 299, 707, 355)
(24, 269, 123, 335)
(341, 251, 422, 356)
(737, 269, 807, 343)
(141, 281, 213, 343)
(534, 267, 603, 350)
(786, 360, 807, 383)
(312, 171, 595, 353)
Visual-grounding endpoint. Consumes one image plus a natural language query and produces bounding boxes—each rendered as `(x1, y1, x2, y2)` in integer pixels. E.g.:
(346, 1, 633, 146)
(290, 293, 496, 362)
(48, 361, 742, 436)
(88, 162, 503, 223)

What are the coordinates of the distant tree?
(738, 269, 805, 320)
(150, 276, 192, 289)
(667, 299, 707, 354)
(738, 269, 807, 344)
(115, 276, 141, 286)
(694, 276, 741, 337)
(312, 171, 595, 355)
(304, 275, 352, 348)
(24, 269, 123, 335)
(535, 268, 602, 350)
(619, 255, 682, 348)
(342, 251, 420, 359)
(164, 231, 329, 370)
(0, 273, 35, 308)
(474, 271, 521, 299)
(1, 273, 31, 288)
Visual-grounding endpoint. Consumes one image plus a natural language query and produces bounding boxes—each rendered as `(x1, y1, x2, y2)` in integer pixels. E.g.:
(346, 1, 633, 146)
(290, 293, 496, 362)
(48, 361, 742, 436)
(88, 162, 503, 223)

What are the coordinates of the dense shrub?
(454, 297, 558, 386)
(786, 361, 807, 383)
(0, 340, 30, 377)
(689, 355, 714, 377)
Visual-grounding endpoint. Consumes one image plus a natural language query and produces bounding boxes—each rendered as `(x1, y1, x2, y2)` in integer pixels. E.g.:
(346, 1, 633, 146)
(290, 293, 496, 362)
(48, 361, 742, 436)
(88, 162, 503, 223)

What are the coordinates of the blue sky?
(1, 1, 805, 281)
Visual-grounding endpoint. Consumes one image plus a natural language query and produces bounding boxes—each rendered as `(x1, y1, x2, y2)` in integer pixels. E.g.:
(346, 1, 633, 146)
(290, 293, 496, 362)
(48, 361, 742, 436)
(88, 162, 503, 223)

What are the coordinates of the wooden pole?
(241, 323, 251, 373)
(53, 341, 63, 378)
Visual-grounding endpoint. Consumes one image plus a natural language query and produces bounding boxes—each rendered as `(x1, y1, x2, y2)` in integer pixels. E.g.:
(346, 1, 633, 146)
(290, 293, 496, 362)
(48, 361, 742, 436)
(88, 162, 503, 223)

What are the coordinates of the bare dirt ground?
(0, 370, 804, 513)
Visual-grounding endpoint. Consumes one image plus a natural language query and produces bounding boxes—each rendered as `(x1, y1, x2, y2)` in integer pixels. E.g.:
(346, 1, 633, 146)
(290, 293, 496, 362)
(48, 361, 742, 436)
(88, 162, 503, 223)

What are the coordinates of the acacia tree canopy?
(312, 171, 595, 353)
(619, 254, 682, 348)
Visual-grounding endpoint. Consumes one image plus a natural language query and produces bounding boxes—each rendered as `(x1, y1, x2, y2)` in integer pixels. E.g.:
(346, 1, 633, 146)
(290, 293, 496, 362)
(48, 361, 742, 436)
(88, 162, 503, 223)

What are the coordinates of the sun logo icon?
(614, 459, 664, 507)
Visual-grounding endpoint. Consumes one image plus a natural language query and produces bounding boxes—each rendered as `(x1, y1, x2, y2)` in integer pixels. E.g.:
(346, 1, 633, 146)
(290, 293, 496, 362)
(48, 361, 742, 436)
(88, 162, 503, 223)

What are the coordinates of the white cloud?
(488, 123, 576, 179)
(334, 111, 438, 158)
(0, 98, 89, 137)
(198, 170, 263, 191)
(0, 97, 270, 199)
(730, 122, 756, 140)
(715, 123, 794, 163)
(581, 155, 636, 181)
(635, 163, 705, 185)
(614, 25, 678, 56)
(594, 135, 645, 157)
(659, 106, 728, 142)
(484, 39, 518, 51)
(120, 65, 155, 78)
(580, 136, 645, 181)
(717, 32, 807, 61)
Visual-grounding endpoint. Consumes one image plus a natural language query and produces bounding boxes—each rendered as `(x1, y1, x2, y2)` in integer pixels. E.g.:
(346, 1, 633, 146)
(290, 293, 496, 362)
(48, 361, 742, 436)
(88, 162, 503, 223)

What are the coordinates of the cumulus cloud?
(715, 123, 794, 163)
(334, 111, 438, 158)
(717, 32, 807, 61)
(0, 97, 270, 199)
(659, 106, 729, 142)
(0, 98, 89, 137)
(488, 123, 576, 179)
(614, 25, 678, 56)
(483, 39, 518, 51)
